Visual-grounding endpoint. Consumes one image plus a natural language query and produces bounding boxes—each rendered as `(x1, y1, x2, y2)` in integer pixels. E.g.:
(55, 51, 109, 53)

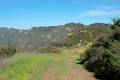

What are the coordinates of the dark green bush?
(49, 42, 65, 48)
(111, 18, 120, 29)
(37, 46, 61, 53)
(0, 47, 16, 57)
(113, 27, 120, 41)
(80, 18, 120, 80)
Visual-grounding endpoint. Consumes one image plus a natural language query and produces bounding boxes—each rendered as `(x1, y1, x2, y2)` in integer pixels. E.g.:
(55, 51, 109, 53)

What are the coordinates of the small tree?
(111, 18, 120, 29)
(0, 47, 16, 57)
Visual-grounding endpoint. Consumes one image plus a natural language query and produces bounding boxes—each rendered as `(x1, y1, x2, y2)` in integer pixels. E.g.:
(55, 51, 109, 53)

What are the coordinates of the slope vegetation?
(0, 48, 97, 80)
(0, 23, 110, 51)
(80, 19, 120, 80)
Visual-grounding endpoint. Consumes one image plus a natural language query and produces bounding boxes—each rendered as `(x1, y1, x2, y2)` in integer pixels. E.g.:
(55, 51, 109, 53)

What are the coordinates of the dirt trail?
(61, 60, 96, 80)
(0, 48, 97, 80)
(0, 58, 6, 68)
(43, 68, 58, 80)
(42, 62, 96, 80)
(42, 52, 97, 80)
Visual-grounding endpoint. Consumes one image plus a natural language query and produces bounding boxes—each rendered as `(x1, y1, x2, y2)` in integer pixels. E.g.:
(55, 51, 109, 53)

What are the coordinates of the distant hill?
(0, 23, 111, 51)
(49, 23, 112, 48)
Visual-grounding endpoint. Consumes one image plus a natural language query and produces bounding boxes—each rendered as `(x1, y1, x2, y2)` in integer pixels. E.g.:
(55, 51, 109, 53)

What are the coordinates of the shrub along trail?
(0, 48, 97, 80)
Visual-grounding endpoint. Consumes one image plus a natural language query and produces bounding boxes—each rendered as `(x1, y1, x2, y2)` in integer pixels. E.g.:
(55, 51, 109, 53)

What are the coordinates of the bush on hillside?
(0, 47, 16, 57)
(111, 18, 120, 29)
(63, 25, 112, 48)
(37, 46, 61, 53)
(49, 42, 65, 48)
(80, 18, 120, 80)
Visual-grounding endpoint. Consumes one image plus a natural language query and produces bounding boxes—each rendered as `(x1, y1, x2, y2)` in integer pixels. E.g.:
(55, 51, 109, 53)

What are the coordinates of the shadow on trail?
(76, 58, 120, 80)
(74, 58, 99, 80)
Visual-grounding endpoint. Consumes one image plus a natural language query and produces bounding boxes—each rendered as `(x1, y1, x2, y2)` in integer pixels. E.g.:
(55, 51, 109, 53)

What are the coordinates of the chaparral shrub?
(80, 18, 120, 80)
(0, 47, 16, 57)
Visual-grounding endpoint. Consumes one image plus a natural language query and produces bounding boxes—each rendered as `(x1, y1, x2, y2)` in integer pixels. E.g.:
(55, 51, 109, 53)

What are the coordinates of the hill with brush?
(80, 18, 120, 80)
(0, 23, 111, 52)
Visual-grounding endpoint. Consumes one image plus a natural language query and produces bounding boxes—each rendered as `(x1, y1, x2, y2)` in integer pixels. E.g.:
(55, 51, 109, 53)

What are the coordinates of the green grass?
(0, 48, 86, 80)
(0, 53, 53, 80)
(0, 52, 69, 80)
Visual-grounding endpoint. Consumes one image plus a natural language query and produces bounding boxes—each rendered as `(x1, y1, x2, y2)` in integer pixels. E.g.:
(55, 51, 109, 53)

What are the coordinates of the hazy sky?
(0, 0, 120, 29)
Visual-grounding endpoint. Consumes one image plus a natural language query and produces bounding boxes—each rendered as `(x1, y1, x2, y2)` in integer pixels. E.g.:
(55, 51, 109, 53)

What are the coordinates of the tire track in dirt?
(62, 62, 97, 80)
(0, 58, 7, 69)
(43, 68, 59, 80)
(42, 56, 97, 80)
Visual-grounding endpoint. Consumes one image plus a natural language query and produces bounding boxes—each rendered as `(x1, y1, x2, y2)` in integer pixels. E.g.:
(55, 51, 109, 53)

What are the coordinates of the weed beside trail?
(0, 53, 53, 80)
(0, 48, 96, 80)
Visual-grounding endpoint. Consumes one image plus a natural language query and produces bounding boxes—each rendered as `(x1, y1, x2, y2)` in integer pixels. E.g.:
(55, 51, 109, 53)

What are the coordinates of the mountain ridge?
(0, 23, 111, 51)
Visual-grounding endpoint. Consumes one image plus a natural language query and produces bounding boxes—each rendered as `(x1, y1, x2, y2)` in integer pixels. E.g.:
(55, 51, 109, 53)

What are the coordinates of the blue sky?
(0, 0, 120, 29)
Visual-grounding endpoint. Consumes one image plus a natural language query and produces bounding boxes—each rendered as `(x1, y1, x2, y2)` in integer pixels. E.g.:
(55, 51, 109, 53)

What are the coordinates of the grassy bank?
(0, 53, 54, 80)
(0, 48, 95, 80)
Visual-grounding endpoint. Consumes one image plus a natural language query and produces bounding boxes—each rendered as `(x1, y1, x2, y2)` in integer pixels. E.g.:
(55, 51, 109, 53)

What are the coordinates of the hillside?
(0, 23, 111, 52)
(80, 19, 120, 80)
(1, 23, 111, 51)
(0, 23, 83, 51)
(63, 23, 112, 48)
(0, 20, 119, 80)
